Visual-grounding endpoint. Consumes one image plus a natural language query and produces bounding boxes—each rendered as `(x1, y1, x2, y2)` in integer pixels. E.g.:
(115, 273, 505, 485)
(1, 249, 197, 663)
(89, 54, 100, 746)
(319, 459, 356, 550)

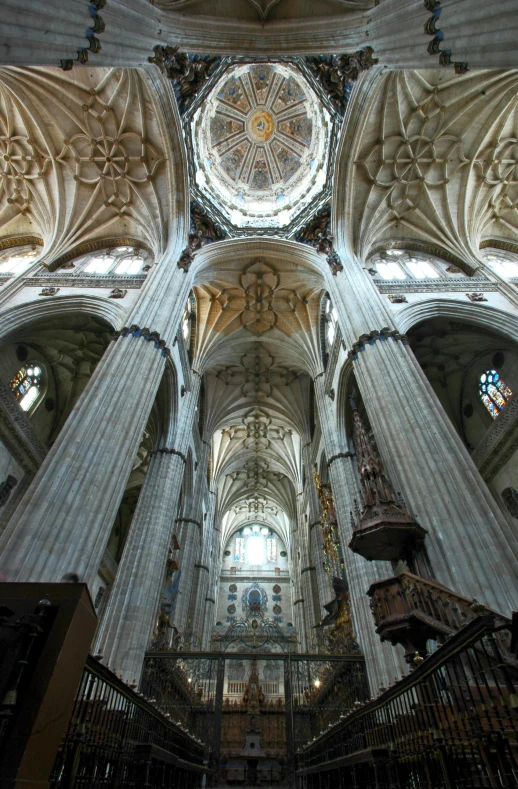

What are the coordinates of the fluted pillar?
(0, 252, 192, 587)
(0, 335, 166, 585)
(327, 262, 518, 615)
(291, 502, 309, 651)
(314, 374, 406, 690)
(172, 421, 207, 636)
(3, 0, 518, 70)
(200, 499, 220, 649)
(94, 374, 200, 681)
(0, 0, 165, 68)
(94, 448, 187, 682)
(367, 0, 518, 71)
(189, 460, 217, 639)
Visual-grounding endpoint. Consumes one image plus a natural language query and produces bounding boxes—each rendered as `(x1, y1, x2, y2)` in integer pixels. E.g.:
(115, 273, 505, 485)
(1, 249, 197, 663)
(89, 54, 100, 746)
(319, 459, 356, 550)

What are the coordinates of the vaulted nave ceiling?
(194, 244, 323, 552)
(193, 255, 324, 374)
(154, 0, 372, 22)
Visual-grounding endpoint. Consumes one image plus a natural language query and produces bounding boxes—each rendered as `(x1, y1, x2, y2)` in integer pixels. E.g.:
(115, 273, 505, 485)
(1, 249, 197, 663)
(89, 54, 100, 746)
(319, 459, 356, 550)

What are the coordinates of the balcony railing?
(367, 570, 513, 663)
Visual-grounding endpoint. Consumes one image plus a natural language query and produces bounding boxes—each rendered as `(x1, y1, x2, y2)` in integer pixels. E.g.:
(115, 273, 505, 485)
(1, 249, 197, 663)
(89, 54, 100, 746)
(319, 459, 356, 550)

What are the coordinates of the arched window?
(0, 246, 39, 275)
(233, 526, 277, 564)
(479, 369, 512, 419)
(181, 292, 196, 348)
(324, 296, 338, 347)
(234, 534, 245, 562)
(82, 246, 148, 275)
(9, 363, 43, 412)
(370, 249, 460, 280)
(267, 533, 277, 562)
(482, 250, 518, 278)
(182, 306, 191, 343)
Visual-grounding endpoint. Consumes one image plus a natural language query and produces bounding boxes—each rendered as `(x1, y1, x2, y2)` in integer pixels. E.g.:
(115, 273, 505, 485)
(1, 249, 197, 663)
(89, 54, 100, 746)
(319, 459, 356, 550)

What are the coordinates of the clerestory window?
(0, 247, 38, 274)
(83, 246, 147, 275)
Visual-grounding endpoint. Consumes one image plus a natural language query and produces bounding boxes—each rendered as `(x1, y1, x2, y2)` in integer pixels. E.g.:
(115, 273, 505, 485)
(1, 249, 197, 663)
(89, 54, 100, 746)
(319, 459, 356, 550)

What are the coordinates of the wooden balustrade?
(367, 571, 512, 663)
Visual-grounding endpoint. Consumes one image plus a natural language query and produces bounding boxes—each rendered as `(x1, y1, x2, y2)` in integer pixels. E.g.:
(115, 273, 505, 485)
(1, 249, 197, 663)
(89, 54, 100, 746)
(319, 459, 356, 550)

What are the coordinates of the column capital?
(347, 328, 408, 360)
(152, 447, 187, 463)
(175, 517, 201, 530)
(327, 451, 354, 467)
(116, 325, 171, 357)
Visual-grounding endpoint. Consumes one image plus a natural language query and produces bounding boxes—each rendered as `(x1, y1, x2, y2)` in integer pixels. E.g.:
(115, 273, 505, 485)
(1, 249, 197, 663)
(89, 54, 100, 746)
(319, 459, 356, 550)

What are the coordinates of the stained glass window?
(267, 534, 277, 562)
(234, 536, 245, 562)
(479, 370, 512, 419)
(9, 364, 43, 412)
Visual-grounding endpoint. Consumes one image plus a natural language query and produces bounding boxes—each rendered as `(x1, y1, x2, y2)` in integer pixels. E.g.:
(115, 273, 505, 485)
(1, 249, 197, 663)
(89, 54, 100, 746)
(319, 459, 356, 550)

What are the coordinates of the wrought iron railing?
(296, 615, 518, 788)
(50, 655, 206, 789)
(142, 649, 368, 783)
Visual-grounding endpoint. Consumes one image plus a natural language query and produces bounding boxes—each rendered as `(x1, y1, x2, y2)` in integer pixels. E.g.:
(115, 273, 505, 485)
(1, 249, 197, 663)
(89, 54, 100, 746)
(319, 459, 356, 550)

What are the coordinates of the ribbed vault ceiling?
(195, 249, 323, 551)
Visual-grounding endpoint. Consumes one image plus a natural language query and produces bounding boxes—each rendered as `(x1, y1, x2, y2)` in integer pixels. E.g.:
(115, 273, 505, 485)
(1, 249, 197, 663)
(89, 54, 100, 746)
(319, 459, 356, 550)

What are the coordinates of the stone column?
(189, 453, 217, 640)
(173, 428, 209, 637)
(291, 500, 309, 651)
(95, 377, 200, 681)
(95, 450, 186, 681)
(367, 0, 518, 71)
(0, 0, 166, 68)
(314, 374, 406, 690)
(201, 490, 222, 649)
(326, 261, 518, 615)
(0, 258, 192, 588)
(200, 493, 219, 650)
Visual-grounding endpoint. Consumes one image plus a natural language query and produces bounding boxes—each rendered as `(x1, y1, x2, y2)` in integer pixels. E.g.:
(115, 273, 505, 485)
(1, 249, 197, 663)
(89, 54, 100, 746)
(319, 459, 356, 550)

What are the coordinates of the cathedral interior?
(0, 2, 518, 788)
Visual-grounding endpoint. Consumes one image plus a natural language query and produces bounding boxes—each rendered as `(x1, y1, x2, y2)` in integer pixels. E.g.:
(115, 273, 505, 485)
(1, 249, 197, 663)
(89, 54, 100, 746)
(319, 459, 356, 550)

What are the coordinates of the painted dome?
(193, 63, 331, 229)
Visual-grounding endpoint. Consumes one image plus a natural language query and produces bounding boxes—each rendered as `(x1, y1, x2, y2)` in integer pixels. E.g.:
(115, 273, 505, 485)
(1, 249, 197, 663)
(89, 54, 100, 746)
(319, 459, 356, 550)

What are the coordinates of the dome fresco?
(193, 63, 331, 229)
